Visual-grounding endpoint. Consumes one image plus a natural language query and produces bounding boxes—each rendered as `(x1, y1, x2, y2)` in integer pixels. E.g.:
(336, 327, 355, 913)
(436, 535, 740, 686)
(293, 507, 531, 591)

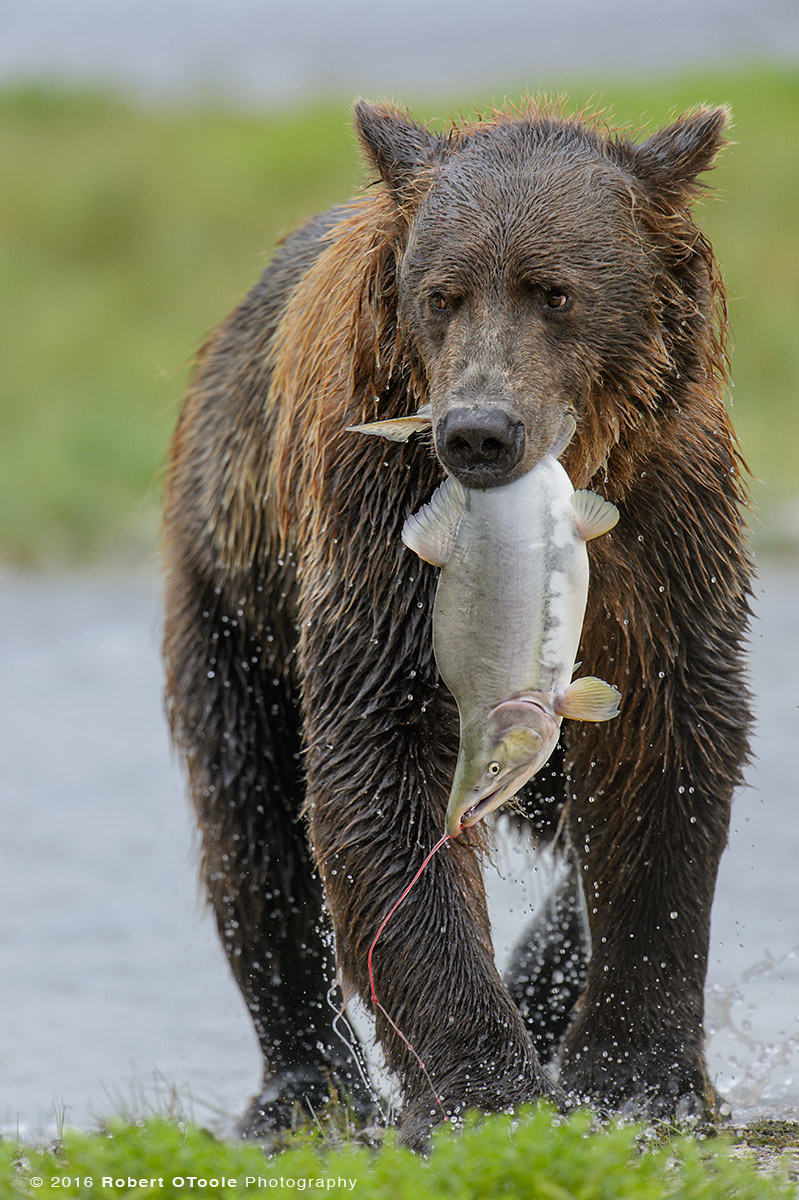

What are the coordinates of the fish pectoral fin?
(554, 676, 621, 721)
(570, 489, 620, 541)
(401, 475, 466, 567)
(346, 404, 432, 443)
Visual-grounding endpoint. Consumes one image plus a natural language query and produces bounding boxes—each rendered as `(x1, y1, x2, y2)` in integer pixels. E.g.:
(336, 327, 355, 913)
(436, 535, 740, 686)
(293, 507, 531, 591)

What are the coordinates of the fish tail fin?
(550, 413, 577, 459)
(346, 404, 432, 443)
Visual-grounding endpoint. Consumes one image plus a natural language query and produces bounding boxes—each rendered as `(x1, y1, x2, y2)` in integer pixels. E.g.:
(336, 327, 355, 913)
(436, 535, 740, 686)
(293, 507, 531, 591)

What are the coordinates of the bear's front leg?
(305, 739, 562, 1145)
(297, 548, 561, 1146)
(558, 771, 728, 1119)
(558, 499, 752, 1120)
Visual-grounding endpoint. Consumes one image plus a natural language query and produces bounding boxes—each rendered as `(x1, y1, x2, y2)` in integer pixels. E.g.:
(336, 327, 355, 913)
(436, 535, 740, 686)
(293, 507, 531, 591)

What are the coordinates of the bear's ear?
(354, 100, 442, 200)
(631, 106, 730, 201)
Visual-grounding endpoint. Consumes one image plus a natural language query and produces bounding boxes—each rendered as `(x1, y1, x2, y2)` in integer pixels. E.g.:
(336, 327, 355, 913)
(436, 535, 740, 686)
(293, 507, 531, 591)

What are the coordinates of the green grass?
(1, 67, 797, 562)
(1, 1107, 795, 1200)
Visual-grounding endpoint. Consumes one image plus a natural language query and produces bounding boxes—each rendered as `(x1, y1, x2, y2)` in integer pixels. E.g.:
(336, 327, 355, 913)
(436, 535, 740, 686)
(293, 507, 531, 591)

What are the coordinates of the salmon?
(401, 421, 621, 836)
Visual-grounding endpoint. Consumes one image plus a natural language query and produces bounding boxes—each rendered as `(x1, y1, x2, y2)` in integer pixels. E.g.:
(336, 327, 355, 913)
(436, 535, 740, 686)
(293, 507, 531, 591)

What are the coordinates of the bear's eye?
(546, 290, 570, 310)
(487, 761, 501, 776)
(429, 292, 450, 312)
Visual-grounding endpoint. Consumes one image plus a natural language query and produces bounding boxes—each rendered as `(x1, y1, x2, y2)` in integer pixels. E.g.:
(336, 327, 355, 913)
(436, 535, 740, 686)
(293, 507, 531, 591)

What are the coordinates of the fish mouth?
(460, 789, 507, 828)
(447, 766, 534, 836)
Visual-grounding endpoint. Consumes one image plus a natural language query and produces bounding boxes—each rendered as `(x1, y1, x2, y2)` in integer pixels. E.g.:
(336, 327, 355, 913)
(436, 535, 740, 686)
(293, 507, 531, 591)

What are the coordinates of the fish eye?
(487, 761, 501, 776)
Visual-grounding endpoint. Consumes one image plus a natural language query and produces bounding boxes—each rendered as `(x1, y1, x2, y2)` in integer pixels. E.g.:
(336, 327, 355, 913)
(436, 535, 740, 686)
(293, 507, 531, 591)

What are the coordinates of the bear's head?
(355, 100, 729, 490)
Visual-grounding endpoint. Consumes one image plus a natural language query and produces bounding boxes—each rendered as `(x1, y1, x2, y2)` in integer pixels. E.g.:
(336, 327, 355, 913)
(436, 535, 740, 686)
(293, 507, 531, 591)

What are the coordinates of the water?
(0, 565, 797, 1136)
(2, 0, 798, 107)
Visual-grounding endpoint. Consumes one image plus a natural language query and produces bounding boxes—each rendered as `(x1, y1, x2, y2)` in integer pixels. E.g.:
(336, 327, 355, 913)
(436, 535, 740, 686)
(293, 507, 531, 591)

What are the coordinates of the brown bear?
(162, 98, 752, 1147)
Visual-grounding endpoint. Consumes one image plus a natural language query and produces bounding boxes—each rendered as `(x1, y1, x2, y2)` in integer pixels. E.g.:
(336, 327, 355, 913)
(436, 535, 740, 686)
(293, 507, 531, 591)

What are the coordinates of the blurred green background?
(1, 66, 797, 564)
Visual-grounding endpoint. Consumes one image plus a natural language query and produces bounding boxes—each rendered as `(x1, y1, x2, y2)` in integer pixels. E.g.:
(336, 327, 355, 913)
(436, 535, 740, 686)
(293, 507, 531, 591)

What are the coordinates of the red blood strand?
(367, 830, 453, 1119)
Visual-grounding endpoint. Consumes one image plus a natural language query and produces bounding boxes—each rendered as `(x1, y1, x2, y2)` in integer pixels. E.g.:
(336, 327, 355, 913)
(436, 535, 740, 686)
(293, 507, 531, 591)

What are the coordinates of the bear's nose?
(438, 406, 525, 485)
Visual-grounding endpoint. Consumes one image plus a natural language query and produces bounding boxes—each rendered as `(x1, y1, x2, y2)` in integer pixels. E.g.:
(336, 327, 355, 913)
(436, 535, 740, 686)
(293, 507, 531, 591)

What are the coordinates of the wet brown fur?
(163, 97, 752, 1144)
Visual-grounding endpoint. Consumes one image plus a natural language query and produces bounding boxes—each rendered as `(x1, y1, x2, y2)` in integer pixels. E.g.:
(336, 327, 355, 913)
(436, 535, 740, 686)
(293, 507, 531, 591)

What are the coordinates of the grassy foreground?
(2, 1107, 796, 1200)
(1, 67, 797, 562)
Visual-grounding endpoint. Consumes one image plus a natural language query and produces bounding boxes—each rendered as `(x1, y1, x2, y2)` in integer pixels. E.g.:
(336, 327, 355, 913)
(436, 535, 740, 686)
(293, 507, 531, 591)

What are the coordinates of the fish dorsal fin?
(401, 476, 466, 567)
(570, 489, 619, 541)
(346, 403, 432, 443)
(550, 413, 577, 460)
(554, 676, 621, 721)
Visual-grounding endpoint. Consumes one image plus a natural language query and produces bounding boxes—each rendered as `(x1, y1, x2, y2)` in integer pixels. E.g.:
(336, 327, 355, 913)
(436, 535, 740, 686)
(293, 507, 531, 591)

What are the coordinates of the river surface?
(2, 0, 798, 107)
(0, 564, 797, 1137)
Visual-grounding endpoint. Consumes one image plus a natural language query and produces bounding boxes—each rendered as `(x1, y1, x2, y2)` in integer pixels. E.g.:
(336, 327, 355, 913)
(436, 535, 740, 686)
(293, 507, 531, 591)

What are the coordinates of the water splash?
(706, 945, 799, 1119)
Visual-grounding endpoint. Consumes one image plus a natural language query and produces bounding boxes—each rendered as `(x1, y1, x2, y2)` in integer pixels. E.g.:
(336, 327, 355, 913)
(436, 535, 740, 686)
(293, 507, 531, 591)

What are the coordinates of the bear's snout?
(437, 405, 525, 487)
